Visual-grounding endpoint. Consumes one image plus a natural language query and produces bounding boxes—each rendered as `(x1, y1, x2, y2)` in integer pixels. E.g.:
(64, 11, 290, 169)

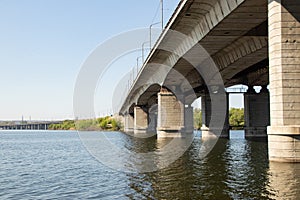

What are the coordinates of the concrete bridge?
(119, 0, 300, 162)
(0, 122, 60, 130)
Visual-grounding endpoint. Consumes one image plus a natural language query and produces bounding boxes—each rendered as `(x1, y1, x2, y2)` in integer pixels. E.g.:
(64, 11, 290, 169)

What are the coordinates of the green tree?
(61, 120, 76, 130)
(229, 108, 244, 129)
(48, 120, 75, 130)
(48, 116, 122, 131)
(193, 108, 202, 130)
(99, 119, 108, 129)
(110, 118, 121, 130)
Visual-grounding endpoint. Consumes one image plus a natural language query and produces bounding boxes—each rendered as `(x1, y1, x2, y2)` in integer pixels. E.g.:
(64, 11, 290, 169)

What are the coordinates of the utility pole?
(161, 0, 164, 30)
(137, 56, 143, 76)
(142, 42, 149, 63)
(150, 22, 161, 49)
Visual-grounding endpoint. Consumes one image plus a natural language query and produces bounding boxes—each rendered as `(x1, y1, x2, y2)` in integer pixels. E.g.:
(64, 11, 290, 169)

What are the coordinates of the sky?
(0, 0, 243, 121)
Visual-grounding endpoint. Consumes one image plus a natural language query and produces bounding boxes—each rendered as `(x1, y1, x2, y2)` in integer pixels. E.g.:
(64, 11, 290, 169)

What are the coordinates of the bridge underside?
(121, 0, 300, 162)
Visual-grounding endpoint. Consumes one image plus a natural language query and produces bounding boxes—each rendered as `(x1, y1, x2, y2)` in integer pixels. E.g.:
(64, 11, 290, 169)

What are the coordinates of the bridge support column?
(184, 105, 194, 133)
(147, 105, 158, 133)
(134, 106, 148, 134)
(124, 114, 134, 132)
(201, 92, 229, 139)
(244, 86, 270, 138)
(157, 90, 185, 138)
(268, 0, 300, 162)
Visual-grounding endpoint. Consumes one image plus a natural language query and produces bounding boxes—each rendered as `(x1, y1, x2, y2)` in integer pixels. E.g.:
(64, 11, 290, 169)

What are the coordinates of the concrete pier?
(184, 105, 194, 133)
(201, 92, 229, 139)
(268, 0, 300, 162)
(147, 104, 158, 133)
(124, 114, 134, 132)
(244, 86, 270, 138)
(134, 106, 148, 134)
(157, 90, 184, 138)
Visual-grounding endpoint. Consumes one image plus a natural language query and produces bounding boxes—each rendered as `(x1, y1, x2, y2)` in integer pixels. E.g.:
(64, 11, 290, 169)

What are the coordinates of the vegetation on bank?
(48, 116, 122, 131)
(229, 108, 244, 129)
(194, 108, 202, 130)
(193, 108, 245, 130)
(48, 108, 244, 131)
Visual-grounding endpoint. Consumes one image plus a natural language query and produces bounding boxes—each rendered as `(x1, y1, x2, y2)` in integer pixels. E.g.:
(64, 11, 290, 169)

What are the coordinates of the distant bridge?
(0, 122, 60, 130)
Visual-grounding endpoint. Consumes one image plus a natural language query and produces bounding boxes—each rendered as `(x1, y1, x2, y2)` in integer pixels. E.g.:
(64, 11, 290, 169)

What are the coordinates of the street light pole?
(142, 41, 150, 63)
(150, 22, 161, 49)
(132, 67, 135, 82)
(136, 56, 143, 75)
(128, 80, 130, 92)
(161, 0, 164, 30)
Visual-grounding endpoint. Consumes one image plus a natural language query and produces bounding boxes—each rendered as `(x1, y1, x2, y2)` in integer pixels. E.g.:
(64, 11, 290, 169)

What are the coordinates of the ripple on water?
(0, 130, 300, 199)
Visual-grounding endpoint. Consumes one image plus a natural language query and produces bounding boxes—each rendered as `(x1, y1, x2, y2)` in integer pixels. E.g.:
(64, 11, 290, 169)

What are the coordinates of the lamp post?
(136, 56, 143, 76)
(161, 0, 164, 30)
(142, 41, 150, 63)
(131, 68, 135, 85)
(150, 22, 161, 49)
(128, 80, 130, 92)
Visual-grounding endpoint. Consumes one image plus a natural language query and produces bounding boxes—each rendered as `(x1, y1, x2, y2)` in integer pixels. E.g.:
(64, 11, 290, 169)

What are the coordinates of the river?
(0, 130, 299, 199)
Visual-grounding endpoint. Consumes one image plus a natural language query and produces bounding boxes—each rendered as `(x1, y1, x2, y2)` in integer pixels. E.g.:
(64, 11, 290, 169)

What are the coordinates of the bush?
(229, 108, 244, 129)
(193, 108, 202, 130)
(48, 116, 122, 131)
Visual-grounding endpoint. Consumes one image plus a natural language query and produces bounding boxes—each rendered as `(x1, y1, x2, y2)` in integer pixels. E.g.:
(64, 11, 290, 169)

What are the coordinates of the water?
(0, 130, 300, 199)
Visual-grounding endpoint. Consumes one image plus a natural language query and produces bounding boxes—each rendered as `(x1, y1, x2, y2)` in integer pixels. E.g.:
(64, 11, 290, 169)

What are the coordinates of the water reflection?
(225, 134, 271, 199)
(268, 162, 300, 199)
(125, 131, 279, 199)
(79, 131, 300, 199)
(2, 131, 300, 199)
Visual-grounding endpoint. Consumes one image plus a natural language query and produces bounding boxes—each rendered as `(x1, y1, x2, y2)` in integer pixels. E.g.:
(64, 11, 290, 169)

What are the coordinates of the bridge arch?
(136, 84, 161, 108)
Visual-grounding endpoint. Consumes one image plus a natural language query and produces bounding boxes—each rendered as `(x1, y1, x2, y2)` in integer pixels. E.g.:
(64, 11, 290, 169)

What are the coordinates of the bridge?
(0, 122, 60, 130)
(119, 0, 300, 162)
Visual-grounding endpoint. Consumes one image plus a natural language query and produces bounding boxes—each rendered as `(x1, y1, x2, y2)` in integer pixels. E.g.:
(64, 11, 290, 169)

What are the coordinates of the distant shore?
(48, 116, 123, 131)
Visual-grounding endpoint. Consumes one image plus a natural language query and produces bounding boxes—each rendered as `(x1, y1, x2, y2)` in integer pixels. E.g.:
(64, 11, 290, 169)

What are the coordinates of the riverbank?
(48, 116, 123, 131)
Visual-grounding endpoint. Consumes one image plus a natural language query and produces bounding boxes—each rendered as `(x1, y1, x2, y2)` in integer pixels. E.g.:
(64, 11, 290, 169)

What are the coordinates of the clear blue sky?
(0, 0, 243, 121)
